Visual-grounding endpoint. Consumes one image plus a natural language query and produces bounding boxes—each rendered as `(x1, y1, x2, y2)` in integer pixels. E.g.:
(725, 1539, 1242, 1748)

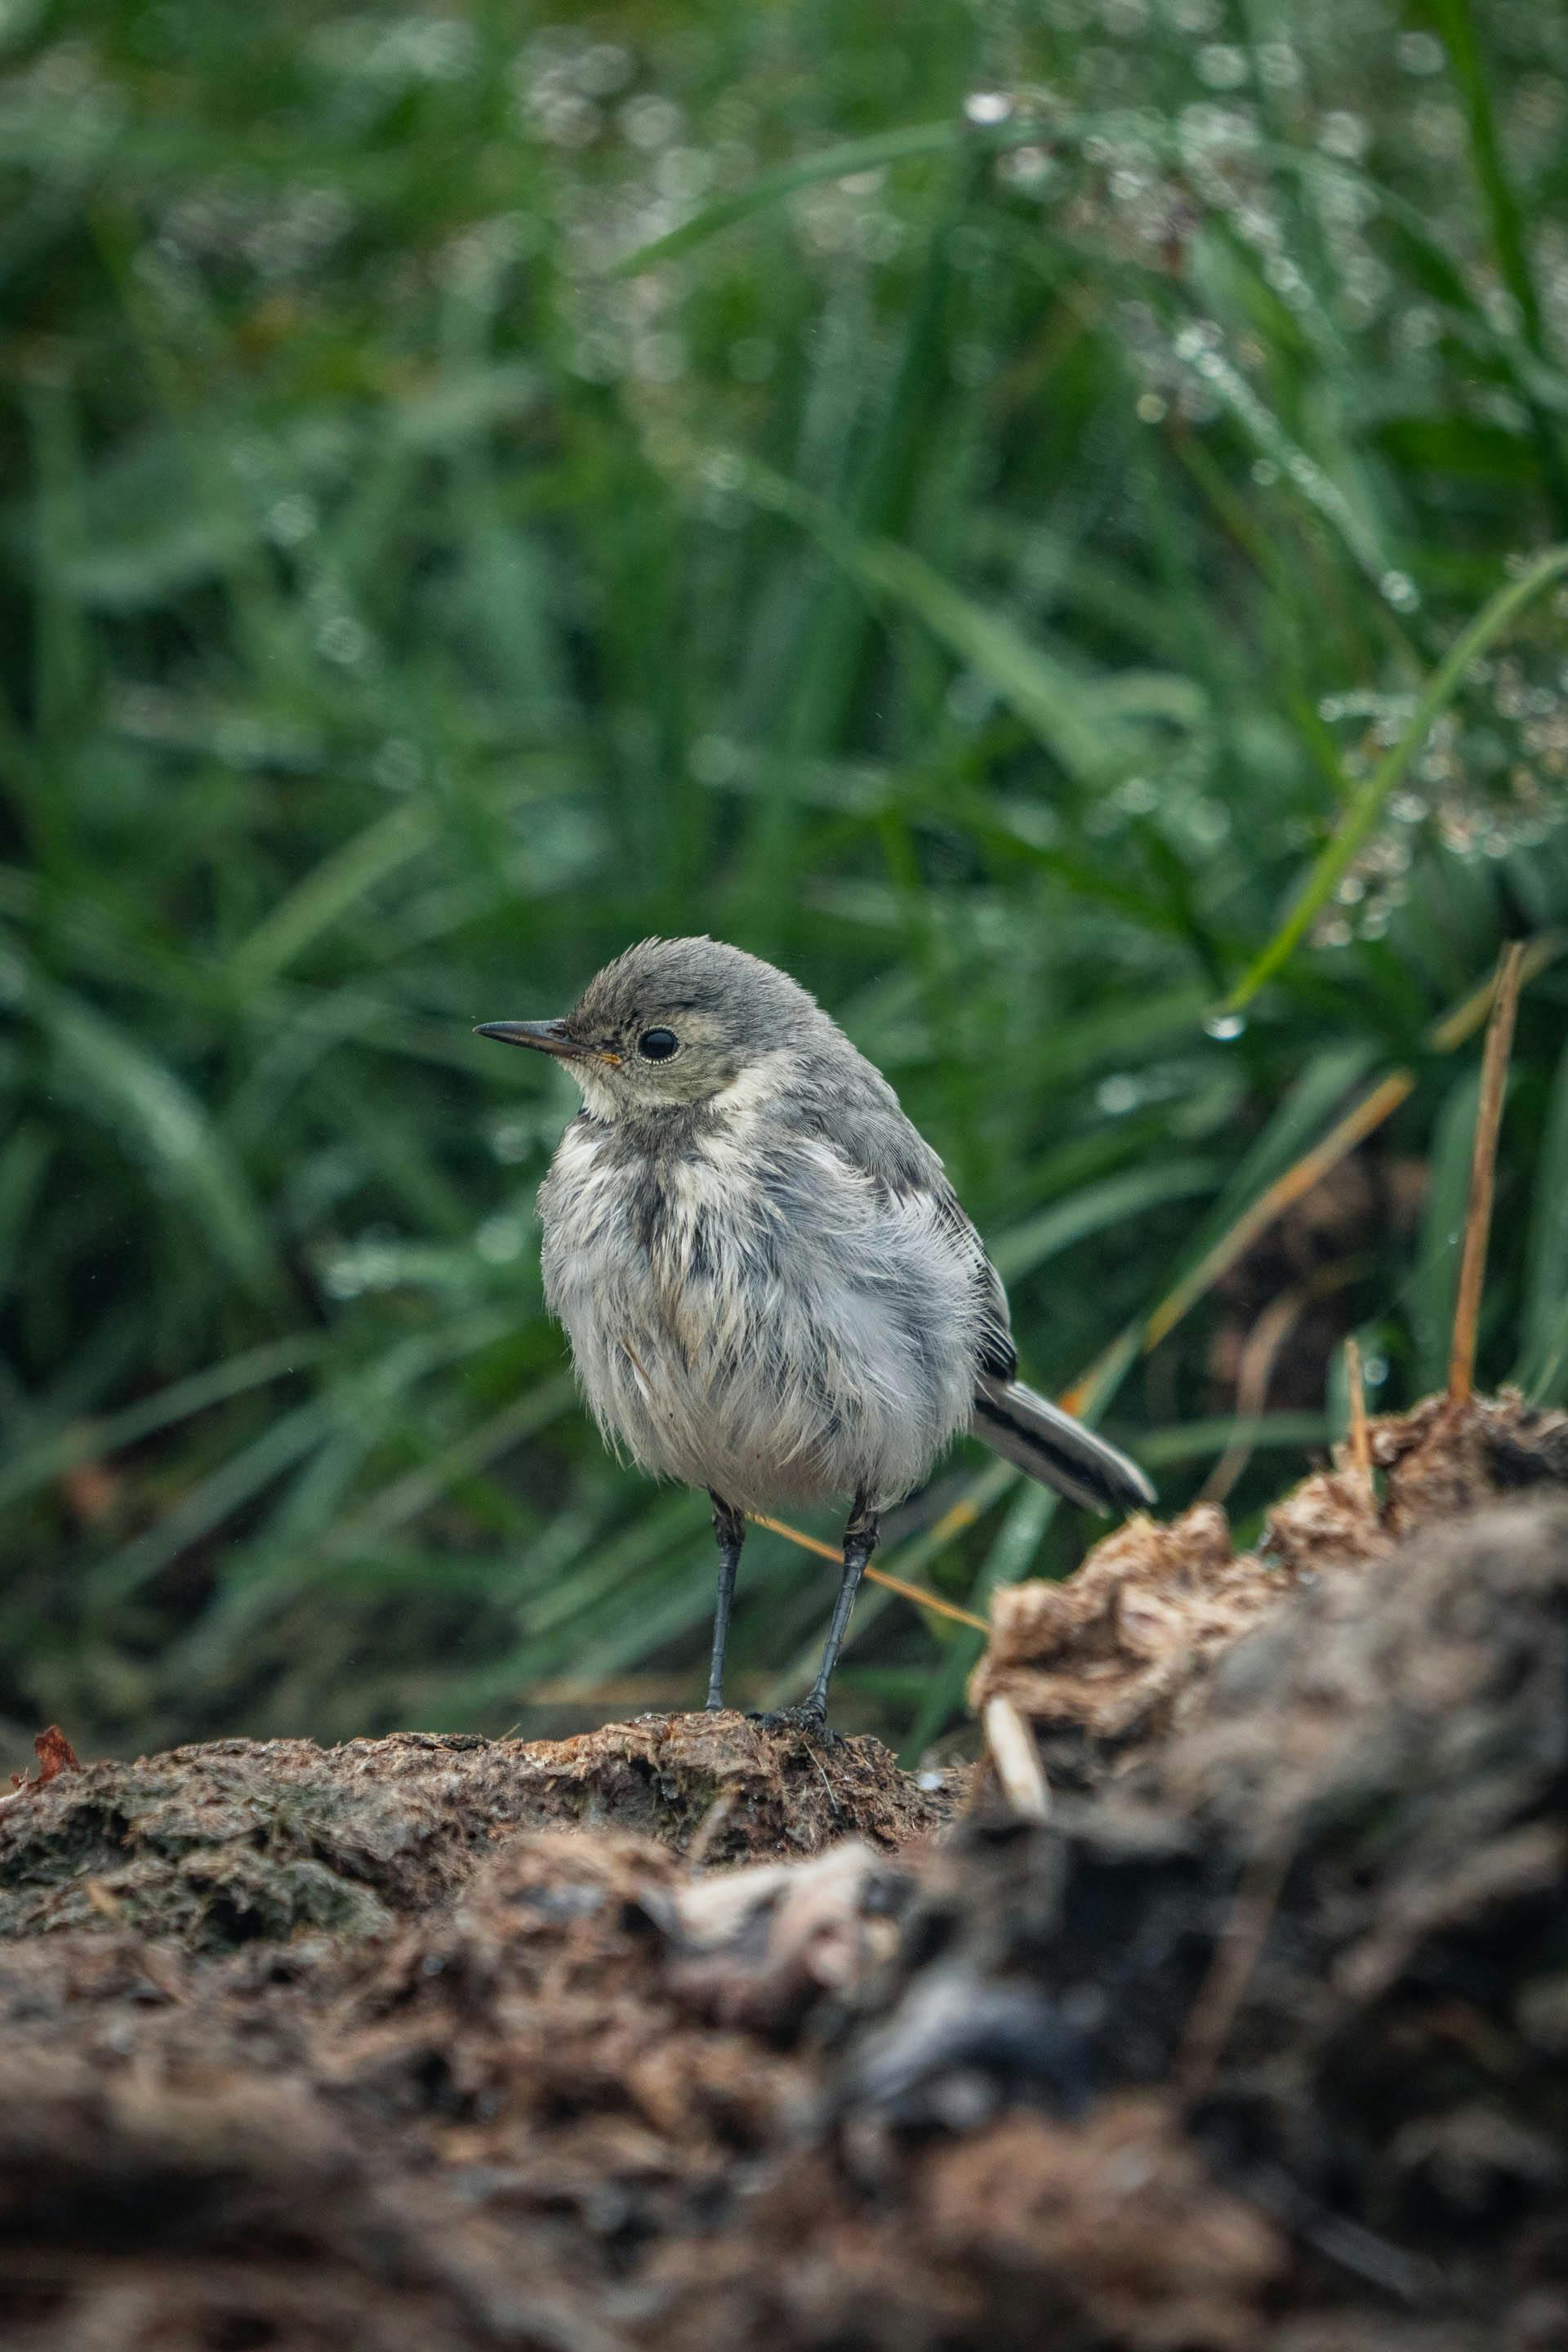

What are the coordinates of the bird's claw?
(746, 1700, 836, 1742)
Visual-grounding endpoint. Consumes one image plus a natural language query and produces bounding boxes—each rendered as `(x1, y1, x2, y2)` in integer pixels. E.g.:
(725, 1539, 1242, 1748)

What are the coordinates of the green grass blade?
(229, 801, 439, 987)
(1223, 544, 1568, 1013)
(990, 1160, 1219, 1285)
(608, 121, 962, 276)
(1518, 1035, 1568, 1392)
(0, 1122, 51, 1303)
(38, 984, 283, 1303)
(1137, 1411, 1328, 1465)
(1150, 1043, 1380, 1306)
(87, 1400, 334, 1606)
(1413, 1068, 1483, 1394)
(0, 1332, 332, 1512)
(1425, 0, 1543, 354)
(899, 1475, 1058, 1761)
(736, 457, 1197, 784)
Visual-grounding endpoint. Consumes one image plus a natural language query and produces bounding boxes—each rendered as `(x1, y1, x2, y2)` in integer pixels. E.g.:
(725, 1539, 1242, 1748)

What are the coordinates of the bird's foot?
(746, 1699, 836, 1742)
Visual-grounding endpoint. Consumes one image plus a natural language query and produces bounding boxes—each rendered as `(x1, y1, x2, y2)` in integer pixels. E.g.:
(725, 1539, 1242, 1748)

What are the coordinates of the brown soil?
(0, 1709, 952, 1946)
(4, 1392, 1568, 2352)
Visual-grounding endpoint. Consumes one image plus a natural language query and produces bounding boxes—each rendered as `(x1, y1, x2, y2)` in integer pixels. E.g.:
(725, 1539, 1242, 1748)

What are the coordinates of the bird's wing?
(789, 1051, 1018, 1377)
(930, 1183, 1017, 1380)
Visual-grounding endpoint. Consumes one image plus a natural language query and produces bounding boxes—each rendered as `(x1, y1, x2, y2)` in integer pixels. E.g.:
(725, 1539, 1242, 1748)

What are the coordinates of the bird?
(477, 938, 1154, 1727)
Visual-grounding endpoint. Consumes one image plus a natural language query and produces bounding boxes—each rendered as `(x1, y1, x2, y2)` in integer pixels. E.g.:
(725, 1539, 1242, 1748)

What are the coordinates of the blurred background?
(3, 0, 1567, 1763)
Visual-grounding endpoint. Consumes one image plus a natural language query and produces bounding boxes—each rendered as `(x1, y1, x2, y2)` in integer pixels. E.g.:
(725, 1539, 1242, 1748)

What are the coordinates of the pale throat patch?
(572, 1062, 622, 1122)
(569, 1046, 800, 1128)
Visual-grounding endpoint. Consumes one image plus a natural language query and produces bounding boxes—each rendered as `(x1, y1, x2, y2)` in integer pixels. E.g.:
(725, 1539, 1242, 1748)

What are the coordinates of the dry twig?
(1062, 932, 1561, 1416)
(750, 1512, 989, 1632)
(982, 1694, 1051, 1820)
(1450, 941, 1526, 1405)
(1343, 1335, 1374, 1507)
(1199, 1264, 1356, 1504)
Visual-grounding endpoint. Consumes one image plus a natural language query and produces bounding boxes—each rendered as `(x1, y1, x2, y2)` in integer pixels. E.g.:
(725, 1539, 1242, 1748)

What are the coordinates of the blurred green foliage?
(3, 0, 1568, 1758)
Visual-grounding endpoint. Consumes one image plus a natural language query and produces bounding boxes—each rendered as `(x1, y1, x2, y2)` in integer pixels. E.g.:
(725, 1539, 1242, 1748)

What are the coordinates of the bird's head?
(476, 936, 817, 1120)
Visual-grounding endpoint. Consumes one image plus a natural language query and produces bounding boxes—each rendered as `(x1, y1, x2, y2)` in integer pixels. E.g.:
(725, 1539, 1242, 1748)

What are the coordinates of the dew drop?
(1203, 1011, 1245, 1040)
(964, 90, 1013, 126)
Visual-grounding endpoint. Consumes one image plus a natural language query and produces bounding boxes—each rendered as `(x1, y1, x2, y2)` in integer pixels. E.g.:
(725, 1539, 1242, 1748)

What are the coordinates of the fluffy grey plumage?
(478, 937, 1153, 1722)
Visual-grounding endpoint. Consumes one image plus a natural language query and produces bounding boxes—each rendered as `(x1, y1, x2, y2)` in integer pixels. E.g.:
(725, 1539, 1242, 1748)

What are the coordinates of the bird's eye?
(637, 1027, 679, 1062)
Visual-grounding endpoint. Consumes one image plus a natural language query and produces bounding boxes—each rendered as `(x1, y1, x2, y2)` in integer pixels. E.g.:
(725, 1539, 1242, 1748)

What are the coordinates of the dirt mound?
(970, 1388, 1568, 1788)
(3, 1395, 1567, 2351)
(784, 1496, 1568, 2350)
(0, 1709, 954, 1948)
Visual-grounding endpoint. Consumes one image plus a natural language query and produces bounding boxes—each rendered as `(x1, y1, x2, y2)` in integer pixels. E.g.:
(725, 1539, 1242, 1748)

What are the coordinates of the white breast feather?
(538, 1085, 982, 1510)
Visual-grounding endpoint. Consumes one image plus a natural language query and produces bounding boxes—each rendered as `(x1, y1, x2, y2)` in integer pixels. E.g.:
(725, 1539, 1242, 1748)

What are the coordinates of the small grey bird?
(478, 938, 1153, 1725)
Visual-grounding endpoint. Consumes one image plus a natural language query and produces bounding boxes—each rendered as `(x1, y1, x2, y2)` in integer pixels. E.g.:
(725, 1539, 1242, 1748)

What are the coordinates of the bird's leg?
(705, 1491, 746, 1711)
(800, 1490, 879, 1724)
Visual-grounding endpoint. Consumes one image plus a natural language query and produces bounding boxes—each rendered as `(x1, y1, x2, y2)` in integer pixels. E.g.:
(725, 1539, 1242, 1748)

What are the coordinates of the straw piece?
(1058, 932, 1566, 1415)
(1143, 1071, 1414, 1355)
(1449, 942, 1526, 1405)
(1199, 1263, 1355, 1506)
(863, 1566, 989, 1634)
(1343, 1334, 1374, 1505)
(749, 1512, 840, 1563)
(749, 1513, 990, 1633)
(982, 1695, 1050, 1820)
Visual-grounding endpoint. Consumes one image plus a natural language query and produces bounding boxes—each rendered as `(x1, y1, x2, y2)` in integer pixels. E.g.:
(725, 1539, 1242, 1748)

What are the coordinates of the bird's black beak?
(474, 1018, 600, 1061)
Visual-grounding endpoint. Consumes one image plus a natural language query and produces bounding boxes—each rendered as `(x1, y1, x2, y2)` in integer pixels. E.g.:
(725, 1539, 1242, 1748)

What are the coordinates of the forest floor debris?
(3, 1392, 1568, 2351)
(0, 1707, 953, 1945)
(0, 1726, 79, 1815)
(969, 1385, 1568, 1789)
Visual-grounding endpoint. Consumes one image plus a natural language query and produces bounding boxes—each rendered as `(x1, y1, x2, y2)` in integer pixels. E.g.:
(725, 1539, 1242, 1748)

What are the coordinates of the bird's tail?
(973, 1374, 1155, 1516)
